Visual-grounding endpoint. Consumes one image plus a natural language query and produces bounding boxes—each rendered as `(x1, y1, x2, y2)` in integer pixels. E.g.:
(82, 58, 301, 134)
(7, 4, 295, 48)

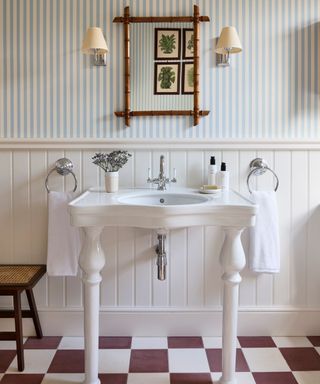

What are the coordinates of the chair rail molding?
(1, 138, 320, 150)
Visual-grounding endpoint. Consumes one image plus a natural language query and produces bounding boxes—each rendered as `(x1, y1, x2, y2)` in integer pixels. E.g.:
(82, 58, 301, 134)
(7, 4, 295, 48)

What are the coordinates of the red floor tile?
(99, 336, 132, 349)
(47, 350, 84, 373)
(170, 373, 212, 384)
(0, 350, 16, 373)
(253, 372, 299, 384)
(129, 349, 169, 373)
(99, 373, 128, 384)
(24, 336, 62, 349)
(280, 348, 320, 371)
(307, 336, 320, 346)
(237, 336, 276, 348)
(168, 337, 204, 349)
(206, 348, 249, 372)
(0, 374, 44, 384)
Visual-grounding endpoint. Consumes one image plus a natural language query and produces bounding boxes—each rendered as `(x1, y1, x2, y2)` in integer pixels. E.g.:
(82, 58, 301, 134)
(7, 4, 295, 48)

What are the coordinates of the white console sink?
(69, 187, 257, 384)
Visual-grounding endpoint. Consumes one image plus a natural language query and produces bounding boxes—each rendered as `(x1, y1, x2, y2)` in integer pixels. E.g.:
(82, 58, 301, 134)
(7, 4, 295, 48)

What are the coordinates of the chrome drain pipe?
(156, 233, 167, 281)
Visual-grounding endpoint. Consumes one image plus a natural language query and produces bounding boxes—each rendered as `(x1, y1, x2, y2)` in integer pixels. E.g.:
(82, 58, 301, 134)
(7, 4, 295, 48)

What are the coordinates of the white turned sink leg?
(79, 227, 105, 384)
(219, 227, 246, 384)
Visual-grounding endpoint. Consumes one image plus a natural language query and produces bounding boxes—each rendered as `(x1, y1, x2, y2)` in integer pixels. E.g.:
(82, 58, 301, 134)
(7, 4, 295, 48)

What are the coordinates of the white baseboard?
(2, 308, 320, 337)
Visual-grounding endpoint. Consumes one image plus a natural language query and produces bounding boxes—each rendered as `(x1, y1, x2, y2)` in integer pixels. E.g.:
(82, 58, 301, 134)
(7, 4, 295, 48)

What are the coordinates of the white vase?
(105, 171, 119, 193)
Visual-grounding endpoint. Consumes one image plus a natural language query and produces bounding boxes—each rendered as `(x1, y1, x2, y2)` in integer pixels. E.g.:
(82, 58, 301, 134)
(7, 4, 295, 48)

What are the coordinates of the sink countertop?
(69, 187, 257, 229)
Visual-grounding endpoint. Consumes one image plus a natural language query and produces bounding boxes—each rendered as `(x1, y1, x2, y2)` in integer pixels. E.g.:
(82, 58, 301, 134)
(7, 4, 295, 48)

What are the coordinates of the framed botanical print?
(154, 62, 180, 95)
(182, 62, 194, 94)
(154, 28, 181, 60)
(183, 28, 194, 59)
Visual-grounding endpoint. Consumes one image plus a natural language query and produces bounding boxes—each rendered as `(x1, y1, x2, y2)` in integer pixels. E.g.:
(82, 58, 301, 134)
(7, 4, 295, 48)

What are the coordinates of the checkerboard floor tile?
(0, 336, 320, 383)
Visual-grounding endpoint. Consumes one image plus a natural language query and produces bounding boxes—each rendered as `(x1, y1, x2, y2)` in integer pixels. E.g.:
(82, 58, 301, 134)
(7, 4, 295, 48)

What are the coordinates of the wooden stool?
(0, 264, 46, 371)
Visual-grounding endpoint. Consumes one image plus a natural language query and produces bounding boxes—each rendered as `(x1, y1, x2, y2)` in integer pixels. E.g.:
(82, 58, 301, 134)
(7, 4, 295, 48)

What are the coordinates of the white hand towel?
(249, 191, 280, 273)
(47, 191, 82, 276)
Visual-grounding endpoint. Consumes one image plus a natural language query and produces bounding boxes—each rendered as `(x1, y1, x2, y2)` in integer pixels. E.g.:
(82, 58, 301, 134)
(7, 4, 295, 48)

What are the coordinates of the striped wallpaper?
(0, 0, 319, 139)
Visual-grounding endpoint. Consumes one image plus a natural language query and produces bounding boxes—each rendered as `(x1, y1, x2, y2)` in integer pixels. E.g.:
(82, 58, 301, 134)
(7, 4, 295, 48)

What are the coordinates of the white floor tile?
(127, 373, 170, 384)
(316, 347, 320, 356)
(272, 337, 313, 348)
(0, 338, 27, 349)
(202, 337, 241, 349)
(7, 350, 56, 373)
(242, 348, 290, 372)
(293, 371, 320, 384)
(41, 373, 84, 383)
(98, 349, 131, 373)
(168, 348, 210, 373)
(202, 337, 222, 349)
(58, 337, 84, 350)
(131, 337, 168, 349)
(211, 372, 255, 384)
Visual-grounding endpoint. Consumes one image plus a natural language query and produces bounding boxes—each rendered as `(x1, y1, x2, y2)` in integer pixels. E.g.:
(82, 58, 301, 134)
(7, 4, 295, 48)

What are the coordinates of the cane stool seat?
(0, 264, 46, 371)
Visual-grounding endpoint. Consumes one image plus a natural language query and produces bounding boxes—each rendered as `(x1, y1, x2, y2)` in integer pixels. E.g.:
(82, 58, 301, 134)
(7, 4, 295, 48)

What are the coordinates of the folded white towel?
(249, 191, 280, 273)
(47, 191, 82, 276)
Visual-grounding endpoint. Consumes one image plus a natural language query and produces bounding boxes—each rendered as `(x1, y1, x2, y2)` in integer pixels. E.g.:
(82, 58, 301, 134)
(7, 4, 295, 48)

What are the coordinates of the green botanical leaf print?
(159, 34, 176, 54)
(187, 34, 194, 54)
(158, 67, 176, 89)
(187, 66, 194, 88)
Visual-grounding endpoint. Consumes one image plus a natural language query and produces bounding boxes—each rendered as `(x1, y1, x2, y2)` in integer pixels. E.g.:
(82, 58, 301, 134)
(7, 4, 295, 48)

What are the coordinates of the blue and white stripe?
(0, 0, 319, 139)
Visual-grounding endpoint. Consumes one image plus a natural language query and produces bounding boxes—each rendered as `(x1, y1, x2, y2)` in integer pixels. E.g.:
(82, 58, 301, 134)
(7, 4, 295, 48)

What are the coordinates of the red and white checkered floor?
(1, 336, 320, 383)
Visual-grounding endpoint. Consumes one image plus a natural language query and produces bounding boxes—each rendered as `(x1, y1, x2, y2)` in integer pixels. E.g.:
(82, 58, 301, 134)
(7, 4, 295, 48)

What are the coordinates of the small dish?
(199, 187, 222, 195)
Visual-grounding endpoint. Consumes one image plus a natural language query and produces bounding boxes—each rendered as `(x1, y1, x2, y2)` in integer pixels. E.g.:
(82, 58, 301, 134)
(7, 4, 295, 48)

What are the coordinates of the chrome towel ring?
(45, 158, 78, 193)
(247, 158, 279, 193)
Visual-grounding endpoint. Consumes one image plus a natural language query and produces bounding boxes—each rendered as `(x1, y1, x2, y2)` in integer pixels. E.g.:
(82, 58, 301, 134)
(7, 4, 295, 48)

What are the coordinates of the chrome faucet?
(147, 155, 177, 191)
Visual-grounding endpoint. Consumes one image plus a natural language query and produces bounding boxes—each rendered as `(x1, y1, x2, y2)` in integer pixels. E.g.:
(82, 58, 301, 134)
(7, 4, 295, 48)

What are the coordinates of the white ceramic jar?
(105, 171, 119, 193)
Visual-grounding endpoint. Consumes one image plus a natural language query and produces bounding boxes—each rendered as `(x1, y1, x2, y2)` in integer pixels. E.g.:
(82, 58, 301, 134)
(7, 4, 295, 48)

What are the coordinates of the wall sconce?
(82, 27, 108, 66)
(215, 26, 242, 67)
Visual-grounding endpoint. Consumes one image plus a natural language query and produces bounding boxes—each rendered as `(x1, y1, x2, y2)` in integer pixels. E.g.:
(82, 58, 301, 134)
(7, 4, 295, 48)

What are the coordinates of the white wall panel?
(134, 151, 151, 188)
(82, 150, 100, 190)
(101, 227, 117, 307)
(169, 151, 187, 187)
(187, 151, 204, 188)
(170, 228, 187, 307)
(291, 151, 308, 306)
(187, 226, 205, 307)
(134, 228, 152, 307)
(255, 151, 274, 306)
(307, 151, 320, 307)
(12, 151, 31, 262)
(238, 150, 257, 306)
(0, 146, 320, 335)
(46, 150, 65, 308)
(273, 151, 291, 306)
(0, 151, 13, 263)
(30, 151, 47, 263)
(204, 226, 223, 306)
(117, 227, 135, 306)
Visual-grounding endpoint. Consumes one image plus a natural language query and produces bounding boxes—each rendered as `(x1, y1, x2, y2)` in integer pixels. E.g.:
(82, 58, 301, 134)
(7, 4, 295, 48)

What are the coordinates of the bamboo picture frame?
(113, 5, 210, 127)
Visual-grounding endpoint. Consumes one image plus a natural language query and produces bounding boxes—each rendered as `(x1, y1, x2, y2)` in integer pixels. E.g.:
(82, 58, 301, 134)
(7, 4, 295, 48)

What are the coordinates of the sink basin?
(118, 192, 209, 206)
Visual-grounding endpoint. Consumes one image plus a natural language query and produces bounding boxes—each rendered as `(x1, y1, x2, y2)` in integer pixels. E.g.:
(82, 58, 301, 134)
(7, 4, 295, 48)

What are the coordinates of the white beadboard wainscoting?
(1, 142, 320, 336)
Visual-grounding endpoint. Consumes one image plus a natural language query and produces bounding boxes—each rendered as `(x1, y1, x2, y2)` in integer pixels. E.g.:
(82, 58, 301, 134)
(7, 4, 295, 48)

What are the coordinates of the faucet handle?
(147, 167, 152, 182)
(170, 168, 177, 183)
